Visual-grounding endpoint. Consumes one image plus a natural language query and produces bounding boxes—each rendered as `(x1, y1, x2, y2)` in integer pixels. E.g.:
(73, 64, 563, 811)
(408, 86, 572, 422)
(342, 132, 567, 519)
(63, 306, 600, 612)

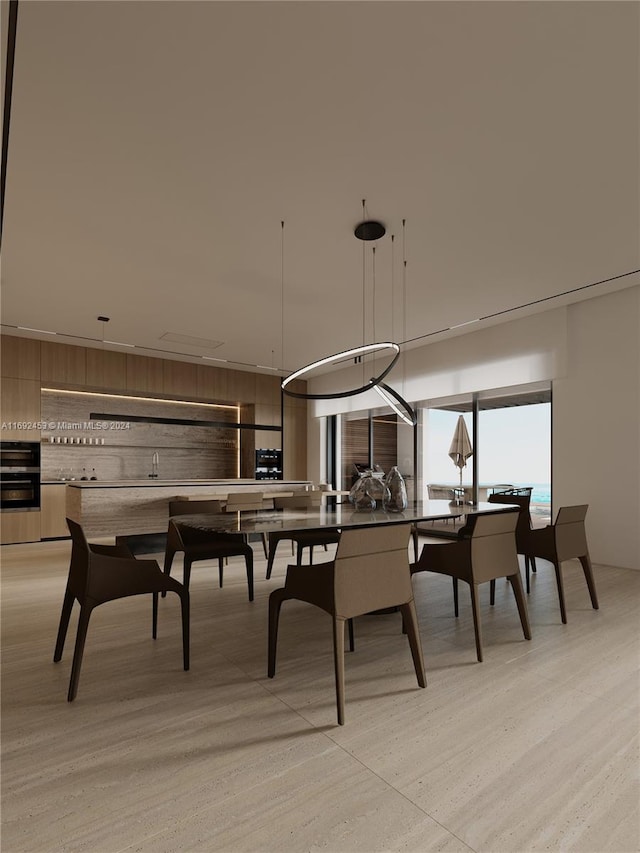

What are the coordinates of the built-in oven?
(1, 441, 41, 511)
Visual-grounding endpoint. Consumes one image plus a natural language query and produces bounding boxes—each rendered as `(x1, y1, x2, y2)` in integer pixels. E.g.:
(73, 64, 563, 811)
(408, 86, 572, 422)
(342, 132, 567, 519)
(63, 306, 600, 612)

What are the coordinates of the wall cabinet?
(0, 378, 42, 440)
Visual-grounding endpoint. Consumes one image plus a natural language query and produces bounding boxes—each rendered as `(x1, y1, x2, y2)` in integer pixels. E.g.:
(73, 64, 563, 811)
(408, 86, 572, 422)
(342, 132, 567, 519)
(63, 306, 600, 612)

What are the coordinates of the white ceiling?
(1, 1, 638, 376)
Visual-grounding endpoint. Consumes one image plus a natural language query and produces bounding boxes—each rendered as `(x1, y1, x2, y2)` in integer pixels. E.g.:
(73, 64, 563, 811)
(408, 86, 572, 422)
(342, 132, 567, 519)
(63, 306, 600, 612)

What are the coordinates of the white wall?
(552, 287, 640, 569)
(307, 286, 640, 569)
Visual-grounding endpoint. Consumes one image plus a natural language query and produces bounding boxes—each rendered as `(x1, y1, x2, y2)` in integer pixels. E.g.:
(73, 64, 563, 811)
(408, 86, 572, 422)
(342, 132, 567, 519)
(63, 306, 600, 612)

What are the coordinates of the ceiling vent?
(159, 332, 224, 351)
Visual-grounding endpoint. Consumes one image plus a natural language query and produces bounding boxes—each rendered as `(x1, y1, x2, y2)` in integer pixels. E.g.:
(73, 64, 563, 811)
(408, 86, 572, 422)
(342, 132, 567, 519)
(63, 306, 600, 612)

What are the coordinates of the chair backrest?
(274, 494, 314, 511)
(489, 484, 514, 495)
(169, 499, 224, 516)
(428, 485, 455, 500)
(224, 491, 264, 512)
(553, 504, 589, 561)
(465, 510, 520, 583)
(290, 489, 323, 506)
(65, 517, 90, 596)
(333, 524, 413, 618)
(488, 492, 532, 549)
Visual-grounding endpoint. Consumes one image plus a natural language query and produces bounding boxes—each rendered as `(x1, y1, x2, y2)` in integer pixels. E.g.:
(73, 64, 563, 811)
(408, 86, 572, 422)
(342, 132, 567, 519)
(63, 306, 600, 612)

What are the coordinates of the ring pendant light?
(281, 199, 402, 401)
(281, 341, 400, 400)
(373, 380, 417, 426)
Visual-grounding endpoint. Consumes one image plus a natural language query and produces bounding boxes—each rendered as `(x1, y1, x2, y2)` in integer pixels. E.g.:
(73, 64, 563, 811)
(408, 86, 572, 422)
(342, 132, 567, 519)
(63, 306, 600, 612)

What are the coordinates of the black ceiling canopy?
(354, 220, 386, 241)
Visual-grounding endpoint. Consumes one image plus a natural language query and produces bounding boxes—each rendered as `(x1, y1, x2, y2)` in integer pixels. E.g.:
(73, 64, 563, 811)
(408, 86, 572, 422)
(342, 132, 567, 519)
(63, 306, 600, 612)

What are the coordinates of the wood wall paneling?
(40, 342, 87, 386)
(255, 374, 280, 407)
(341, 416, 398, 490)
(86, 348, 127, 390)
(196, 363, 229, 403)
(341, 418, 370, 489)
(228, 369, 256, 405)
(372, 417, 400, 474)
(163, 361, 198, 398)
(239, 404, 255, 478)
(283, 402, 307, 480)
(125, 353, 165, 394)
(1, 336, 41, 379)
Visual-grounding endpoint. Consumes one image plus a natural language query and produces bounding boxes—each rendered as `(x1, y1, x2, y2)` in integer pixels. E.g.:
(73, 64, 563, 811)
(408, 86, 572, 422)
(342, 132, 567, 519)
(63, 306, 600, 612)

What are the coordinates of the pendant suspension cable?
(391, 233, 395, 342)
(280, 220, 285, 372)
(361, 199, 366, 384)
(402, 218, 407, 393)
(372, 245, 377, 375)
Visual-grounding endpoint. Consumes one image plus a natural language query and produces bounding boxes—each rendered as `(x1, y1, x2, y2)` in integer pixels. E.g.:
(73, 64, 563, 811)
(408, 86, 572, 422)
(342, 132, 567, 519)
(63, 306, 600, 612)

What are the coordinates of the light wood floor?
(1, 536, 638, 853)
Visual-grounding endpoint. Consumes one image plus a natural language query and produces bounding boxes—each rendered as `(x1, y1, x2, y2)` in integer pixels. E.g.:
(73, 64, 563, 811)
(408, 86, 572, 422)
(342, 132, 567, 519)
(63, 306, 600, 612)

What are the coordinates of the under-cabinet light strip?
(41, 388, 239, 411)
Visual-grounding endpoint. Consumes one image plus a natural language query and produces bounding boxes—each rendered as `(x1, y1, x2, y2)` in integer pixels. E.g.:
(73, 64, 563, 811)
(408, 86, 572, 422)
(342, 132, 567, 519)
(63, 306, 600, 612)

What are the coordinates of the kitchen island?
(66, 479, 312, 537)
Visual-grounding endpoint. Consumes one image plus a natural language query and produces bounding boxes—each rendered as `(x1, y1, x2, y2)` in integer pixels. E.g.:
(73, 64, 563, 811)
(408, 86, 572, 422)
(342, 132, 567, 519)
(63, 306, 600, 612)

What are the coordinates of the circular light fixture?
(354, 220, 386, 241)
(281, 342, 400, 400)
(373, 381, 417, 426)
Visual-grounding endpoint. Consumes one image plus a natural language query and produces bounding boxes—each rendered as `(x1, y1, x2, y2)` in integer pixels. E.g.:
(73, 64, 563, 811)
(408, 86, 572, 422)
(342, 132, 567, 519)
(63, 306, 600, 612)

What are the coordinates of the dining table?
(172, 499, 518, 540)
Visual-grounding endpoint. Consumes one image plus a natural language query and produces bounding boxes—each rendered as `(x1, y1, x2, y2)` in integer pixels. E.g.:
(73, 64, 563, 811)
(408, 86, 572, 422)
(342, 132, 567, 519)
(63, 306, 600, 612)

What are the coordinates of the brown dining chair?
(224, 491, 269, 558)
(265, 494, 340, 580)
(488, 491, 537, 595)
(268, 523, 426, 725)
(520, 504, 599, 624)
(411, 510, 531, 662)
(54, 518, 190, 702)
(165, 500, 254, 600)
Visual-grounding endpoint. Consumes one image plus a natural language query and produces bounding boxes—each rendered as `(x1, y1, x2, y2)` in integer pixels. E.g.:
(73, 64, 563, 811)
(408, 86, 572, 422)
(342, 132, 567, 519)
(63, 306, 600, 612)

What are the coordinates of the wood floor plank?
(1, 539, 638, 852)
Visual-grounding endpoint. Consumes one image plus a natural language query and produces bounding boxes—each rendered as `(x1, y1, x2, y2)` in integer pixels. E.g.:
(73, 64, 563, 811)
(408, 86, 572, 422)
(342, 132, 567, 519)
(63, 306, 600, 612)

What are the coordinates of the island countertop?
(65, 479, 313, 537)
(65, 479, 310, 489)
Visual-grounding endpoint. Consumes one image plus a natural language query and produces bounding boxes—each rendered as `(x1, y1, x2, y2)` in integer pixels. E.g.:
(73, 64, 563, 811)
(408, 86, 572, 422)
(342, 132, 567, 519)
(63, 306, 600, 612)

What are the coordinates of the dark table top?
(173, 500, 517, 535)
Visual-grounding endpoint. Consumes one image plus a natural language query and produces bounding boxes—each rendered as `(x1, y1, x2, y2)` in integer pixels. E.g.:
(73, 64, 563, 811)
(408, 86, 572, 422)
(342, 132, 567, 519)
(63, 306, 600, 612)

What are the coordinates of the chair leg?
(218, 557, 224, 588)
(489, 579, 496, 606)
(347, 617, 355, 652)
(508, 572, 532, 640)
(296, 543, 303, 565)
(67, 604, 94, 702)
(309, 546, 315, 565)
(245, 550, 254, 602)
(332, 616, 346, 725)
(53, 587, 75, 662)
(399, 601, 427, 688)
(525, 555, 531, 594)
(162, 548, 176, 598)
(152, 591, 158, 639)
(266, 539, 279, 580)
(412, 526, 419, 563)
(531, 556, 537, 573)
(267, 589, 286, 678)
(453, 577, 459, 617)
(179, 589, 190, 671)
(261, 533, 268, 560)
(579, 554, 599, 610)
(183, 558, 193, 591)
(553, 560, 568, 624)
(469, 583, 483, 662)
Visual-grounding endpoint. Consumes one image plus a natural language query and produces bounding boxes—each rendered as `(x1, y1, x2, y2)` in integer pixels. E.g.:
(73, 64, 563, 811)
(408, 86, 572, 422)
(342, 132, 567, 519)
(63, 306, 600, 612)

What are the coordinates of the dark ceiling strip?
(90, 413, 281, 431)
(404, 267, 640, 347)
(1, 0, 19, 246)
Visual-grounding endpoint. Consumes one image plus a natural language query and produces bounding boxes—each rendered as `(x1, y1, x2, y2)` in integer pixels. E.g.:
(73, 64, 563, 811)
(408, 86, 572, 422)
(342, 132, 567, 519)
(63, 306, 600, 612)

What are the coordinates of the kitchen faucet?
(149, 451, 159, 478)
